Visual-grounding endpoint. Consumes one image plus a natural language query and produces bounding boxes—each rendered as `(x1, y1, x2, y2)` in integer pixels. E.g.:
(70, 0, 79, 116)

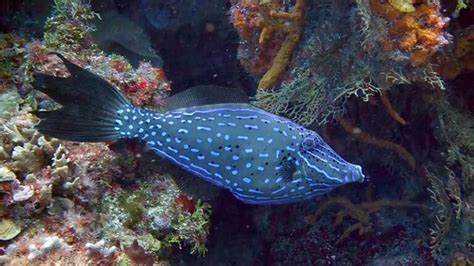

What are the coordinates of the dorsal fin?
(163, 85, 250, 110)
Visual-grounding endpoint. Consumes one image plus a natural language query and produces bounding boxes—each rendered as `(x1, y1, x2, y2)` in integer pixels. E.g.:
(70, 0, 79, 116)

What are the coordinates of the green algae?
(118, 189, 146, 229)
(43, 0, 100, 56)
(164, 200, 211, 256)
(0, 90, 22, 117)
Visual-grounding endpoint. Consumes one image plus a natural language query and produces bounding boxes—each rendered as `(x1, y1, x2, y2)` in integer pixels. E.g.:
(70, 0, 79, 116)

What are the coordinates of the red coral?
(26, 40, 50, 65)
(230, 0, 261, 40)
(125, 239, 154, 266)
(120, 78, 158, 106)
(121, 79, 144, 93)
(110, 59, 129, 73)
(175, 193, 196, 214)
(153, 68, 167, 81)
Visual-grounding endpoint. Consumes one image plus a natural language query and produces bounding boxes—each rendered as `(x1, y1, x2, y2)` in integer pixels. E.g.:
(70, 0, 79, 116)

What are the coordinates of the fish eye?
(301, 137, 316, 150)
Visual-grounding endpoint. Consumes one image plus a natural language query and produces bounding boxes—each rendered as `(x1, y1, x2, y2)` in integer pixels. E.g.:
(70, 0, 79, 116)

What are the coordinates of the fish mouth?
(352, 164, 365, 183)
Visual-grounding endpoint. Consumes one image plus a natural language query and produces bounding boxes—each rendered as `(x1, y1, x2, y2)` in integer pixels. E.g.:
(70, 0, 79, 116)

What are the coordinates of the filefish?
(32, 54, 365, 204)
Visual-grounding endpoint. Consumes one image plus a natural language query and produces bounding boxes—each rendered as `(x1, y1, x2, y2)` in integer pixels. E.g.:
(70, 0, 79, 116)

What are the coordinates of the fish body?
(112, 103, 364, 204)
(33, 54, 365, 205)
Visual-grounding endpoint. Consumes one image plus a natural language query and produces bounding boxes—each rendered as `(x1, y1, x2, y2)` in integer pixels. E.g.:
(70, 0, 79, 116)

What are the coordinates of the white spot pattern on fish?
(113, 104, 365, 204)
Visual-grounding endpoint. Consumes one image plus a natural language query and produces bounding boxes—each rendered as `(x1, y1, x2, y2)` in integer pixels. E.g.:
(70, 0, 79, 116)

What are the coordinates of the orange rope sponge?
(337, 117, 416, 169)
(304, 196, 425, 244)
(257, 0, 307, 90)
(380, 92, 407, 125)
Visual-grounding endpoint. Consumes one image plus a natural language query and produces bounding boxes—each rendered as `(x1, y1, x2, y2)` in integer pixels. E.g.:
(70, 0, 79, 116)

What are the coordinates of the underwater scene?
(0, 0, 473, 265)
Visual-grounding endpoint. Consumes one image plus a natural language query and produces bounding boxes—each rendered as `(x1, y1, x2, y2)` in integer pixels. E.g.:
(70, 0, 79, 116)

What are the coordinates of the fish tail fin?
(32, 53, 134, 142)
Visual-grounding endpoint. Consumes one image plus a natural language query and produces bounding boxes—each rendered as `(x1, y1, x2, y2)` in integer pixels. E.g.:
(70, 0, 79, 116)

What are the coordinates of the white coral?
(12, 143, 45, 172)
(85, 240, 117, 257)
(51, 145, 70, 178)
(12, 184, 34, 202)
(27, 236, 66, 261)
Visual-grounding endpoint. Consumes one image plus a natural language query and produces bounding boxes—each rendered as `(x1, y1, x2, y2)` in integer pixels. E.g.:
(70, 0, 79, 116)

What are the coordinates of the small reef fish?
(32, 54, 365, 204)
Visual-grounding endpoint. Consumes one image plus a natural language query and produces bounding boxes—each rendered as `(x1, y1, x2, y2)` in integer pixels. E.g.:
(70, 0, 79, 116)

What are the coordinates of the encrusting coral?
(369, 0, 449, 65)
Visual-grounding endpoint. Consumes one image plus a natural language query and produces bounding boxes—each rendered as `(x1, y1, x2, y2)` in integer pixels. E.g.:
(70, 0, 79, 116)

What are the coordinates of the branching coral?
(304, 196, 425, 244)
(0, 100, 84, 218)
(27, 235, 68, 261)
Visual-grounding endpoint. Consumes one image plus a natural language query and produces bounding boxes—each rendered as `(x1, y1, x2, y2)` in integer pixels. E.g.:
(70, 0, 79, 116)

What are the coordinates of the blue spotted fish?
(32, 54, 365, 204)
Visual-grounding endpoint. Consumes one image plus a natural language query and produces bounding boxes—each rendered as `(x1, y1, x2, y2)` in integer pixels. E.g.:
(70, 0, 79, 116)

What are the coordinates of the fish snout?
(351, 164, 365, 183)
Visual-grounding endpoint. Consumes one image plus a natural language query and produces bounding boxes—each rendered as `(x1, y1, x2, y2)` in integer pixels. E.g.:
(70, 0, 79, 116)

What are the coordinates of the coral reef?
(423, 90, 474, 258)
(253, 0, 449, 126)
(230, 0, 307, 89)
(0, 1, 211, 264)
(99, 175, 211, 257)
(19, 0, 171, 107)
(434, 25, 474, 79)
(255, 0, 307, 90)
(0, 0, 473, 264)
(232, 0, 472, 263)
(304, 196, 425, 244)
